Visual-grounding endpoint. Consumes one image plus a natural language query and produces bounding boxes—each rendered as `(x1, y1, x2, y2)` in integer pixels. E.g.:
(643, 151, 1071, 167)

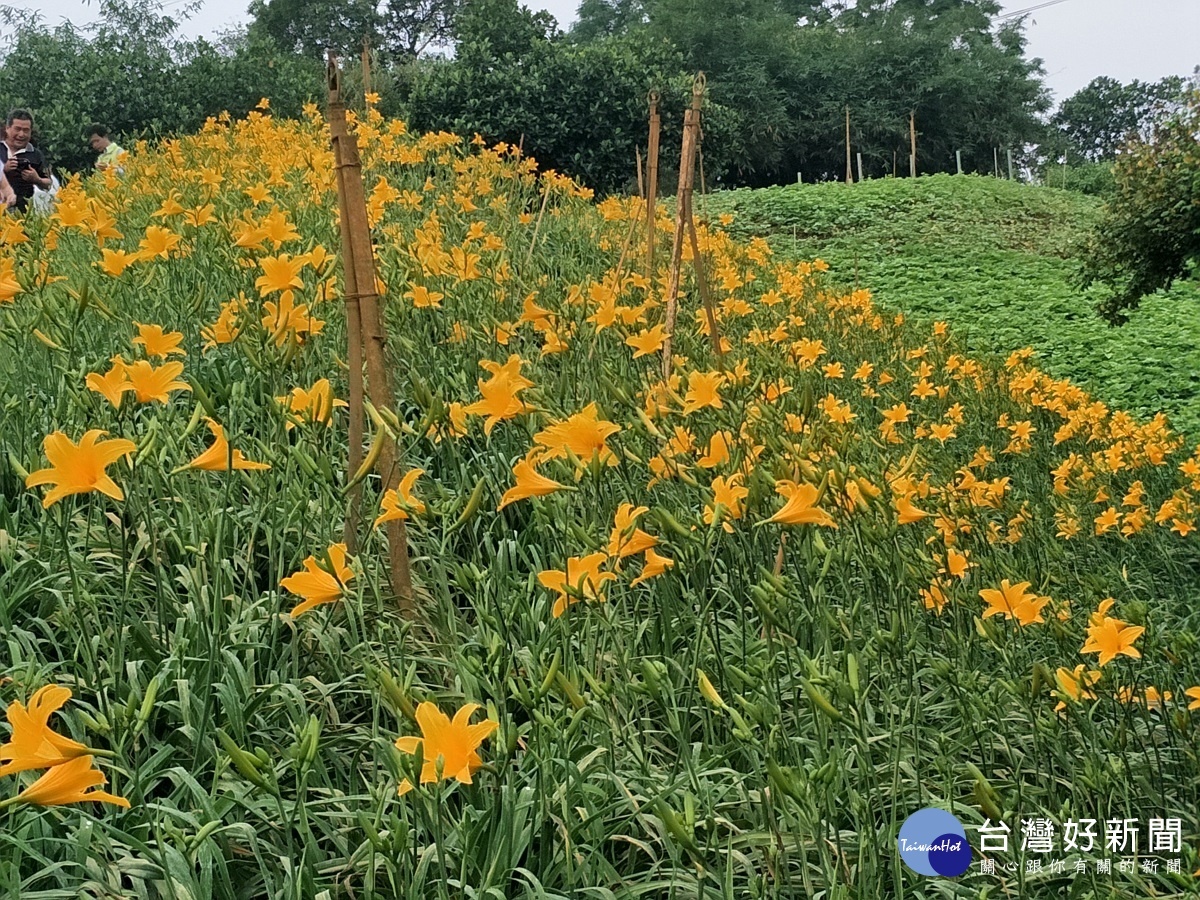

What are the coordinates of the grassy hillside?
(702, 175, 1200, 437)
(3, 113, 1200, 899)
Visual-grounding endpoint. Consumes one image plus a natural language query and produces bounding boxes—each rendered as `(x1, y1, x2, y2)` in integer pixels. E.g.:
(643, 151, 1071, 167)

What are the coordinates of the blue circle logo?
(898, 808, 972, 877)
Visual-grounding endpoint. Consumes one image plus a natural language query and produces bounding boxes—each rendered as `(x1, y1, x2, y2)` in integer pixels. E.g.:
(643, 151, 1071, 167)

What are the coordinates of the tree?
(562, 0, 1049, 185)
(247, 0, 460, 60)
(1052, 75, 1186, 164)
(406, 25, 718, 193)
(453, 0, 559, 63)
(1078, 88, 1200, 325)
(569, 0, 648, 42)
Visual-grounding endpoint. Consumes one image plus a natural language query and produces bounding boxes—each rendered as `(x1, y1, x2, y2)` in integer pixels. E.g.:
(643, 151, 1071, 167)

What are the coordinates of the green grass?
(702, 174, 1200, 439)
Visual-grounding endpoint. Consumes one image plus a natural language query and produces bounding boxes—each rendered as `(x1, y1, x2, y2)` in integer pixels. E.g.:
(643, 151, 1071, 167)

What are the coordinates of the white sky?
(23, 0, 1200, 104)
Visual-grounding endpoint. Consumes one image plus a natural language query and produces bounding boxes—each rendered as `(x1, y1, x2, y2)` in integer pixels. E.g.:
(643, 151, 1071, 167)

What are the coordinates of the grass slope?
(703, 175, 1200, 437)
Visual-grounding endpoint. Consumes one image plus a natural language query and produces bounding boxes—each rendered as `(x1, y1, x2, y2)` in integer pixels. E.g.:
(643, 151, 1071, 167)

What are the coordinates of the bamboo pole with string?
(326, 53, 413, 611)
(845, 106, 853, 184)
(661, 73, 720, 379)
(646, 90, 661, 280)
(361, 38, 372, 96)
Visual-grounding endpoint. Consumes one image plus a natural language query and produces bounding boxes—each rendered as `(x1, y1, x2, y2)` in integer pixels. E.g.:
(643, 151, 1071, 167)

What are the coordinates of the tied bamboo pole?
(646, 90, 661, 280)
(331, 62, 366, 555)
(661, 74, 720, 381)
(845, 106, 853, 184)
(326, 53, 414, 611)
(909, 110, 917, 178)
(361, 38, 372, 96)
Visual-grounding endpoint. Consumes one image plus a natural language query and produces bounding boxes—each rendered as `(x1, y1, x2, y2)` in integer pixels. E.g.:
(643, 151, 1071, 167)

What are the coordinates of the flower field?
(1, 99, 1199, 898)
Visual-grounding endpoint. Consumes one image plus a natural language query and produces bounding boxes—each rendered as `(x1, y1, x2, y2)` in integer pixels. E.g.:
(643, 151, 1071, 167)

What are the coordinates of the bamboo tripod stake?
(661, 74, 721, 381)
(326, 53, 413, 611)
(646, 90, 660, 279)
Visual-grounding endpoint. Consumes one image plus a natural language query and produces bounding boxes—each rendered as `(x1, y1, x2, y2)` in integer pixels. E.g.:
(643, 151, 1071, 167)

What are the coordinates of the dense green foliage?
(0, 0, 323, 174)
(10, 0, 1196, 197)
(403, 2, 726, 193)
(571, 0, 1050, 185)
(1050, 75, 1186, 165)
(702, 174, 1200, 436)
(247, 0, 460, 59)
(1077, 89, 1200, 326)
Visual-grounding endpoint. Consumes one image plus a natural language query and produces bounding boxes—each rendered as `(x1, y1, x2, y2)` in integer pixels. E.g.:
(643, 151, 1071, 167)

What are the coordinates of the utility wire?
(998, 0, 1076, 20)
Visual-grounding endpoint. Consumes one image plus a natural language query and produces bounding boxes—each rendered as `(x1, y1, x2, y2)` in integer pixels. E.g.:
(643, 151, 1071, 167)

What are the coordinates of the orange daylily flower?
(122, 360, 191, 404)
(538, 552, 616, 618)
(255, 254, 305, 296)
(261, 293, 325, 346)
(606, 503, 658, 559)
(1081, 607, 1145, 666)
(894, 493, 929, 524)
(180, 419, 271, 472)
(394, 702, 498, 795)
(281, 543, 354, 618)
(630, 548, 675, 587)
(680, 371, 724, 416)
(276, 379, 347, 428)
(95, 248, 138, 277)
(25, 429, 137, 508)
(131, 323, 186, 359)
(625, 324, 668, 358)
(697, 431, 732, 469)
(0, 685, 89, 777)
(765, 481, 837, 527)
(940, 548, 972, 580)
(1053, 665, 1101, 713)
(532, 402, 621, 469)
(704, 474, 749, 533)
(497, 460, 564, 511)
(463, 356, 533, 435)
(137, 225, 181, 259)
(12, 755, 129, 808)
(85, 356, 132, 408)
(405, 285, 444, 309)
(979, 579, 1049, 626)
(375, 470, 426, 525)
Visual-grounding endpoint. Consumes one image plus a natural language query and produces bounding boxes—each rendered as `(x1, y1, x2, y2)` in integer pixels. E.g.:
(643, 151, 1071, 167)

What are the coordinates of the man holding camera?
(1, 109, 51, 213)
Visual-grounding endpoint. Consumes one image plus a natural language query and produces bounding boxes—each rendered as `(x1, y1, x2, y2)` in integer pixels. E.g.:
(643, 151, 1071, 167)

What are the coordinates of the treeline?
(304, 0, 1058, 192)
(2, 0, 1192, 192)
(0, 0, 324, 174)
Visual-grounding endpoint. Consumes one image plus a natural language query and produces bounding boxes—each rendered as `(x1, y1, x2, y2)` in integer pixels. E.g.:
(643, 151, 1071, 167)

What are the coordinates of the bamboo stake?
(845, 106, 853, 184)
(646, 90, 661, 280)
(686, 194, 721, 358)
(636, 146, 644, 199)
(909, 110, 917, 178)
(330, 62, 365, 554)
(327, 53, 413, 611)
(361, 38, 372, 96)
(524, 183, 552, 275)
(661, 74, 705, 381)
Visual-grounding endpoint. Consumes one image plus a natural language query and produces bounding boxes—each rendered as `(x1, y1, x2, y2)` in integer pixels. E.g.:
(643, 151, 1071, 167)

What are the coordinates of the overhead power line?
(998, 0, 1076, 20)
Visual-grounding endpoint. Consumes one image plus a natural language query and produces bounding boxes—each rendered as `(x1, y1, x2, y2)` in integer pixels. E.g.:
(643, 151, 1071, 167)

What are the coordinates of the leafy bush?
(1038, 161, 1116, 197)
(1078, 88, 1200, 325)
